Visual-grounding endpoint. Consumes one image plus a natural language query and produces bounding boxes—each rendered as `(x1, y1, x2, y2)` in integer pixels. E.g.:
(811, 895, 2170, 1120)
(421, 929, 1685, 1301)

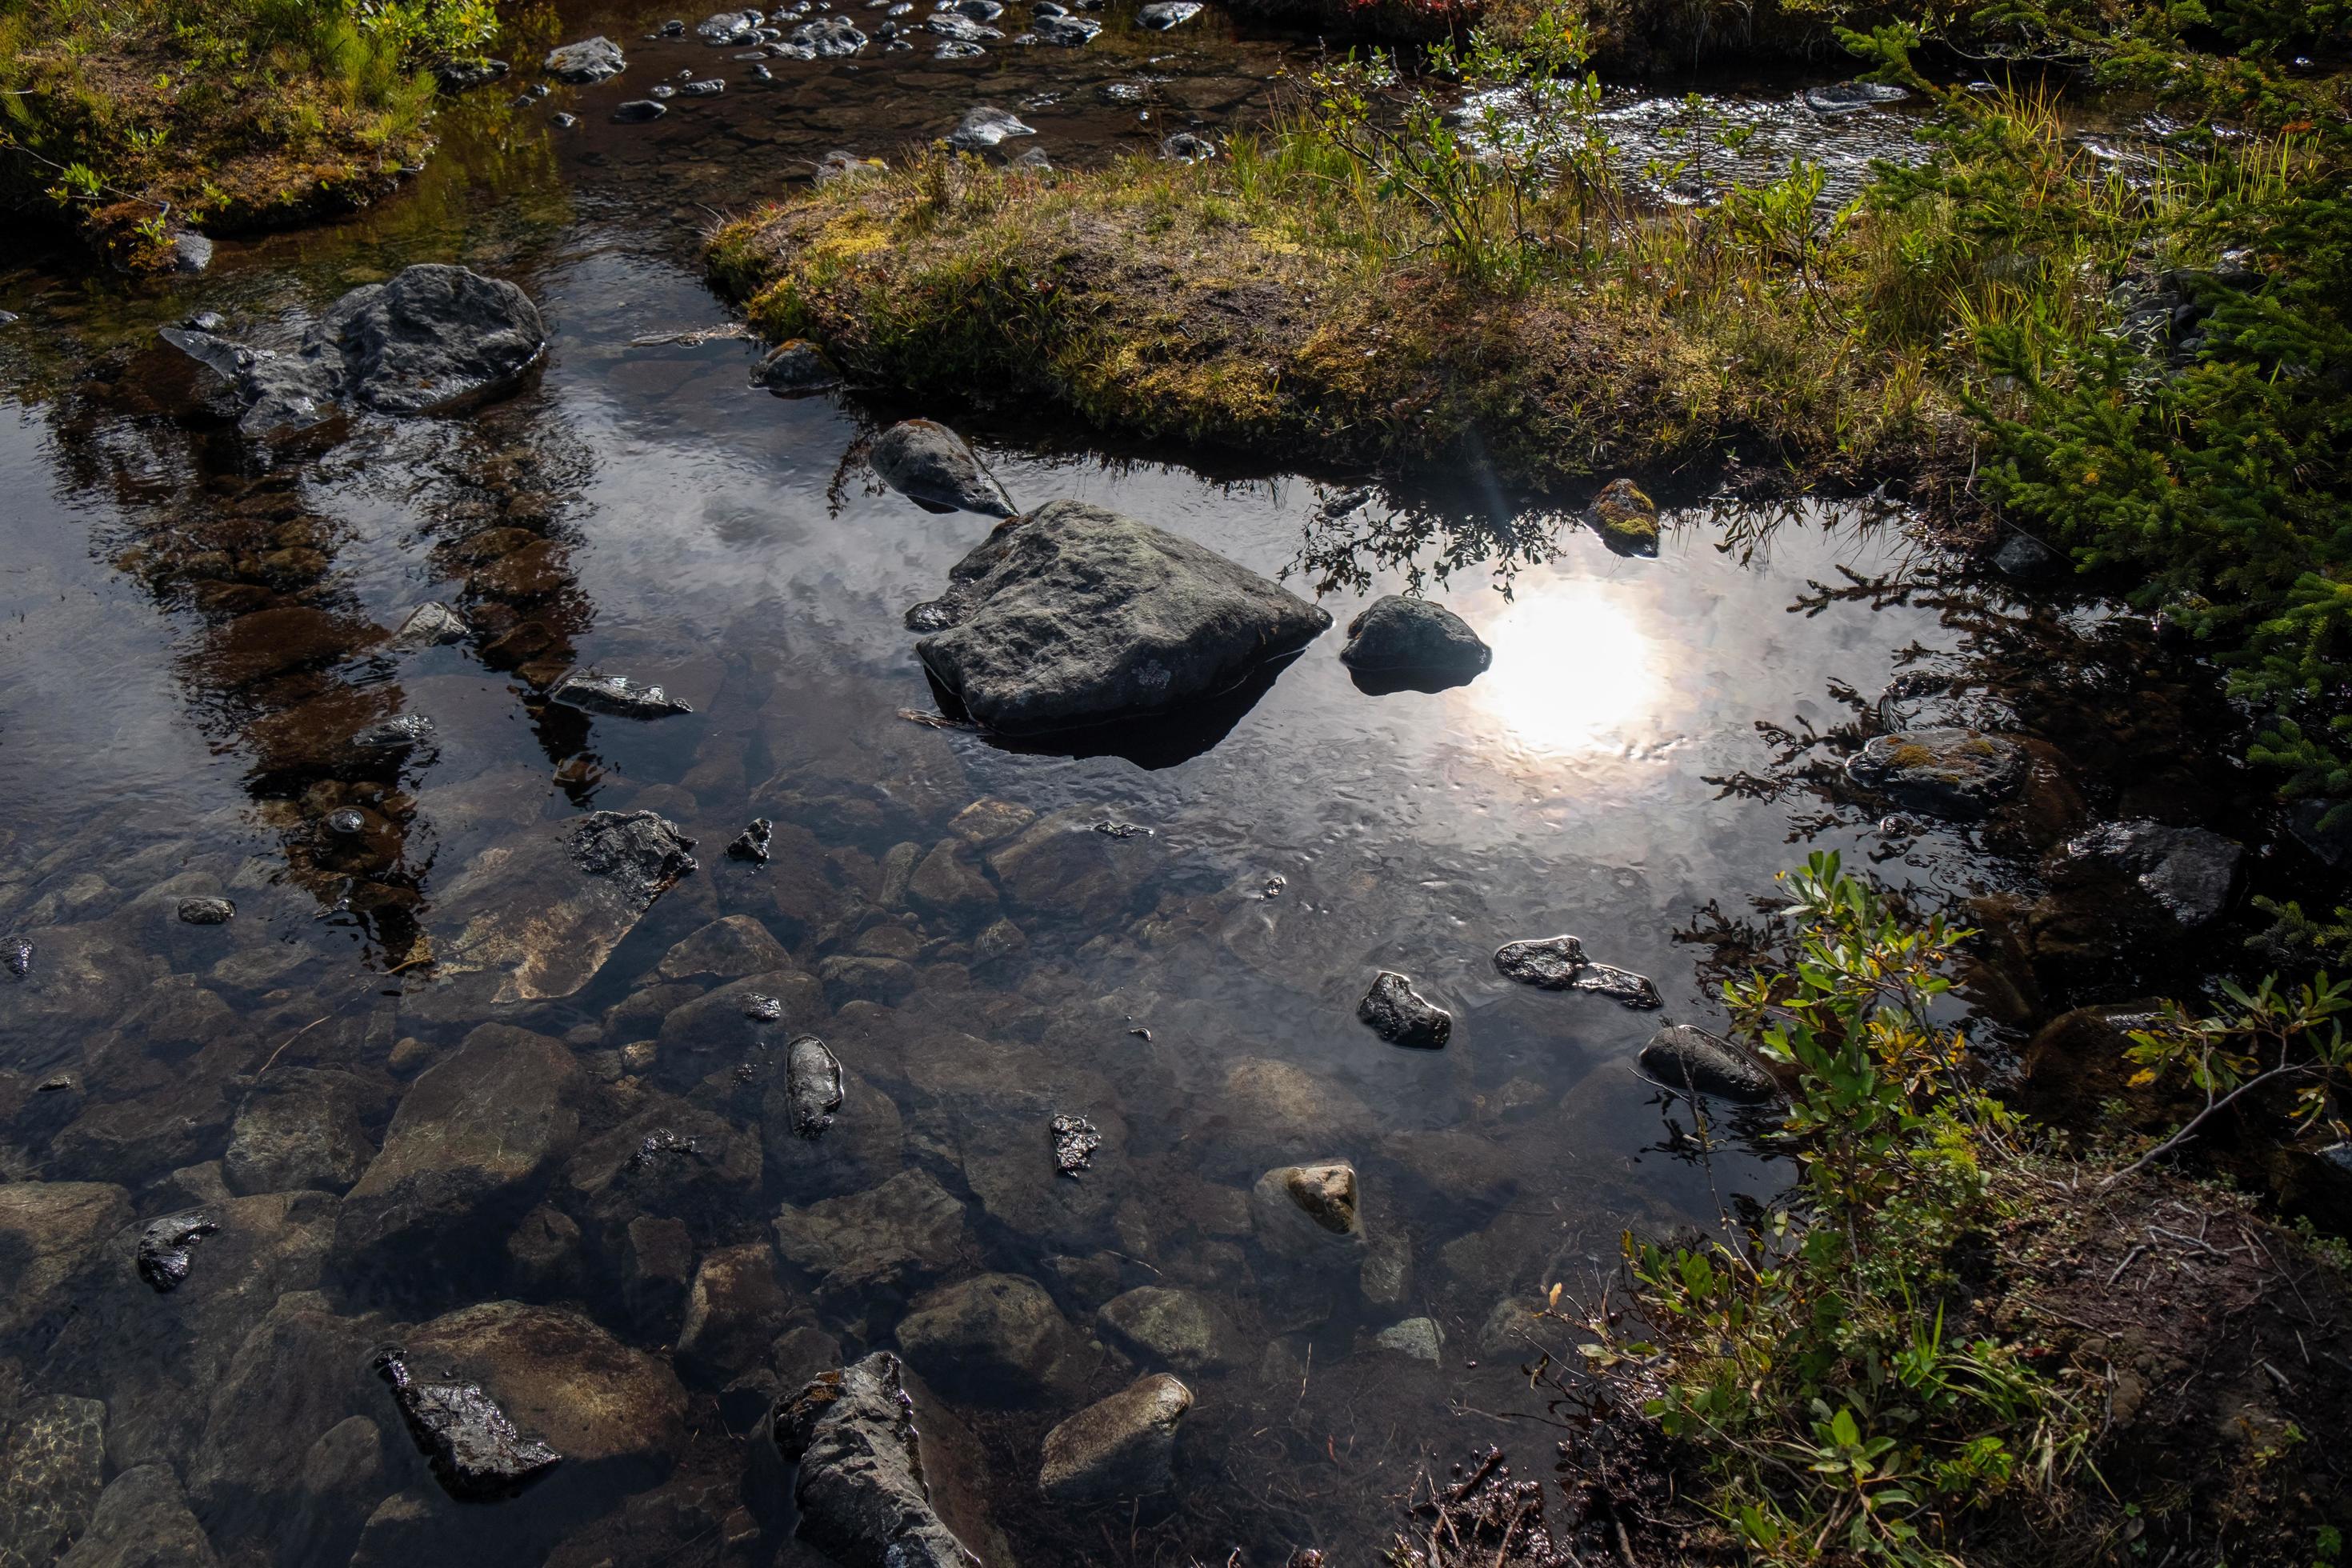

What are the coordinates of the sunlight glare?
(1470, 579, 1664, 754)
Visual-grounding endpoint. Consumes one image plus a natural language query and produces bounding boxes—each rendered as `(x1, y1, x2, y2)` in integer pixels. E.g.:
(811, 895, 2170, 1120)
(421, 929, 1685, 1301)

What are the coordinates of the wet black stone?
(1993, 533, 2062, 581)
(1338, 595, 1490, 691)
(786, 1034, 846, 1140)
(679, 77, 726, 95)
(614, 99, 669, 122)
(136, 1212, 219, 1293)
(774, 1354, 972, 1567)
(1357, 970, 1450, 1049)
(351, 714, 437, 755)
(742, 994, 786, 1022)
(870, 418, 1015, 515)
(1844, 727, 2026, 819)
(1160, 132, 1217, 162)
(726, 818, 775, 862)
(1051, 1114, 1101, 1175)
(548, 670, 694, 718)
(1638, 1024, 1779, 1102)
(2054, 819, 2244, 928)
(374, 1348, 562, 1501)
(1492, 935, 1662, 1009)
(176, 897, 236, 925)
(568, 810, 698, 898)
(6, 936, 34, 979)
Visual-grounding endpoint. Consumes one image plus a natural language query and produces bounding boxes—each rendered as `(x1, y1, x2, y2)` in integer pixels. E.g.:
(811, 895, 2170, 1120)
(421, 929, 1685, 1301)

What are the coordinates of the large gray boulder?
(543, 37, 625, 82)
(772, 1354, 974, 1568)
(160, 264, 546, 437)
(870, 419, 1015, 516)
(911, 501, 1331, 735)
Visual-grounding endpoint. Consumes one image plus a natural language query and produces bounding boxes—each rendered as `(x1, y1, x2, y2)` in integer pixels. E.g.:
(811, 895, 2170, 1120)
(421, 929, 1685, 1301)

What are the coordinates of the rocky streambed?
(0, 6, 2337, 1567)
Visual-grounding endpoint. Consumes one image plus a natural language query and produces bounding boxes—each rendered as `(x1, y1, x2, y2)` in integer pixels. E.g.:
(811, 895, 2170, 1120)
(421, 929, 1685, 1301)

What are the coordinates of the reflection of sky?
(1469, 578, 1662, 755)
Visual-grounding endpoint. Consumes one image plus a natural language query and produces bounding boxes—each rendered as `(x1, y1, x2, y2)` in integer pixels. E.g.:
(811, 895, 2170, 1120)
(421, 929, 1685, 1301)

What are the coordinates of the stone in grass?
(373, 1348, 561, 1501)
(1492, 934, 1662, 1009)
(755, 338, 842, 394)
(1357, 970, 1451, 1049)
(1038, 1373, 1192, 1502)
(1638, 1023, 1780, 1103)
(1586, 478, 1659, 555)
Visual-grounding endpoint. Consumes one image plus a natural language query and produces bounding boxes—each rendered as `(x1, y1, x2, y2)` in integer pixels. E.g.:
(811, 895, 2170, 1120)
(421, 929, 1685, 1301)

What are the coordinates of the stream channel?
(0, 6, 2299, 1566)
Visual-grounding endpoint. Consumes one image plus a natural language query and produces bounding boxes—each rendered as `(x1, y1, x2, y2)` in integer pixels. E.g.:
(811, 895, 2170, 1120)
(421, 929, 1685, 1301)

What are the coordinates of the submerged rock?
(54, 1465, 220, 1568)
(1587, 477, 1659, 554)
(1845, 727, 2026, 818)
(135, 1212, 219, 1293)
(1638, 1024, 1780, 1102)
(774, 1170, 972, 1306)
(544, 36, 626, 82)
(1096, 1287, 1245, 1374)
(787, 1035, 847, 1139)
(2054, 819, 2243, 928)
(756, 338, 843, 394)
(548, 670, 694, 718)
(435, 811, 697, 1002)
(1357, 970, 1451, 1048)
(614, 99, 668, 122)
(1338, 595, 1489, 688)
(727, 818, 776, 862)
(0, 1395, 106, 1568)
(944, 105, 1031, 151)
(1039, 1374, 1191, 1502)
(895, 1273, 1081, 1403)
(374, 1347, 562, 1501)
(773, 1354, 974, 1568)
(1993, 532, 2062, 581)
(161, 264, 546, 437)
(6, 935, 31, 979)
(224, 1068, 378, 1194)
(910, 499, 1331, 735)
(870, 418, 1016, 516)
(176, 896, 236, 925)
(1493, 934, 1663, 1008)
(1050, 1113, 1101, 1175)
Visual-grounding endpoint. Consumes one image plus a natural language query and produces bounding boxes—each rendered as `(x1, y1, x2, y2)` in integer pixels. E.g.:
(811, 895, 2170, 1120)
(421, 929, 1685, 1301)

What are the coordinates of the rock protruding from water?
(1050, 1114, 1101, 1175)
(614, 99, 667, 122)
(1250, 1160, 1362, 1258)
(1357, 970, 1451, 1049)
(910, 500, 1331, 736)
(1039, 1374, 1191, 1502)
(374, 1347, 562, 1501)
(1492, 934, 1662, 1009)
(160, 264, 546, 437)
(2054, 819, 2243, 928)
(757, 338, 844, 394)
(1587, 477, 1659, 554)
(1846, 727, 2026, 818)
(1338, 595, 1490, 690)
(945, 105, 1032, 151)
(773, 1353, 975, 1568)
(544, 37, 626, 82)
(727, 818, 776, 862)
(548, 670, 694, 718)
(1805, 82, 1909, 117)
(1993, 532, 2062, 581)
(870, 419, 1016, 516)
(1030, 12, 1102, 43)
(1638, 1024, 1781, 1102)
(135, 1212, 219, 1293)
(393, 601, 470, 647)
(1137, 0, 1202, 25)
(786, 1035, 846, 1140)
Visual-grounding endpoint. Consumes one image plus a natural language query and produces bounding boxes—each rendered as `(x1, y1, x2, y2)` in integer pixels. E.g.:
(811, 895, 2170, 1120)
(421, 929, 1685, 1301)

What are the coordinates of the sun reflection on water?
(1470, 578, 1666, 754)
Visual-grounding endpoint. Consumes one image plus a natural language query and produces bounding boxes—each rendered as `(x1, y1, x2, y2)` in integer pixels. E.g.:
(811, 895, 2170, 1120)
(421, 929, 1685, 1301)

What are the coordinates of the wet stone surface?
(1357, 970, 1451, 1048)
(1491, 935, 1663, 1008)
(375, 1347, 563, 1501)
(1050, 1112, 1101, 1174)
(134, 1212, 219, 1293)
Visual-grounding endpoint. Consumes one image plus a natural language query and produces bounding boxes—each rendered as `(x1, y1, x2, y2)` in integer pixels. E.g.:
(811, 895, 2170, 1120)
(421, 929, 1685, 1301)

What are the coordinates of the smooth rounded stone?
(756, 338, 842, 394)
(1159, 131, 1217, 162)
(2052, 819, 2243, 927)
(786, 1034, 846, 1138)
(403, 1301, 687, 1483)
(1357, 970, 1451, 1049)
(774, 1169, 973, 1308)
(614, 98, 669, 121)
(914, 500, 1332, 736)
(679, 75, 726, 94)
(1805, 81, 1909, 116)
(1587, 476, 1659, 554)
(894, 1273, 1083, 1403)
(1094, 1287, 1246, 1374)
(548, 670, 694, 718)
(222, 1068, 378, 1194)
(544, 35, 626, 82)
(1337, 595, 1490, 688)
(1038, 1373, 1190, 1502)
(764, 1059, 903, 1201)
(772, 1354, 975, 1568)
(792, 14, 869, 51)
(1993, 532, 2062, 580)
(651, 914, 793, 983)
(1248, 1161, 1362, 1258)
(506, 1203, 586, 1295)
(162, 264, 546, 437)
(982, 806, 1152, 925)
(676, 1243, 796, 1382)
(175, 895, 236, 925)
(948, 797, 1037, 845)
(818, 954, 920, 1005)
(550, 111, 580, 127)
(907, 839, 998, 918)
(870, 418, 1015, 516)
(1136, 0, 1200, 23)
(1491, 934, 1663, 1008)
(1030, 12, 1100, 42)
(333, 1025, 582, 1266)
(1845, 727, 2026, 818)
(134, 1213, 218, 1293)
(54, 1465, 219, 1568)
(0, 1395, 108, 1568)
(374, 1347, 561, 1501)
(434, 810, 698, 1004)
(942, 105, 1030, 153)
(1638, 1024, 1780, 1102)
(1367, 1316, 1444, 1362)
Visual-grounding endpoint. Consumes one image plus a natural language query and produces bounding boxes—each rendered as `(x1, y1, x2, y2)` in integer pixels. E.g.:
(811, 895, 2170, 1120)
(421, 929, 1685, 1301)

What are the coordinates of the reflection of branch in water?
(1287, 486, 1566, 598)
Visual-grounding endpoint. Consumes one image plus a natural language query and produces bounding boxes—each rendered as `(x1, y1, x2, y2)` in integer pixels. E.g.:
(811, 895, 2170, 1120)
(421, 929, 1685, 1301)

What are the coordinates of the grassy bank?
(0, 0, 501, 266)
(709, 0, 2352, 823)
